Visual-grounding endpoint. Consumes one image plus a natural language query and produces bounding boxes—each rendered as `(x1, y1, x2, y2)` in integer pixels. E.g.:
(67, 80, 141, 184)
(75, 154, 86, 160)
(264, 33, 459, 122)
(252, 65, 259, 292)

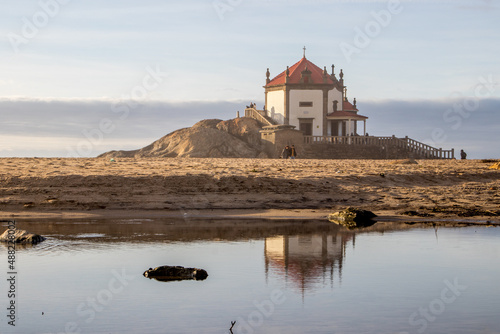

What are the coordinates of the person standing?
(290, 145, 297, 159)
(460, 149, 467, 160)
(281, 145, 290, 159)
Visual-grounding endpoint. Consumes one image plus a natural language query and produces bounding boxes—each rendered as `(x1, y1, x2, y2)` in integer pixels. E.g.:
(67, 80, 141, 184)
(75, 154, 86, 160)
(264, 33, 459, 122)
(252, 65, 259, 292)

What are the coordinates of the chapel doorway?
(298, 118, 313, 136)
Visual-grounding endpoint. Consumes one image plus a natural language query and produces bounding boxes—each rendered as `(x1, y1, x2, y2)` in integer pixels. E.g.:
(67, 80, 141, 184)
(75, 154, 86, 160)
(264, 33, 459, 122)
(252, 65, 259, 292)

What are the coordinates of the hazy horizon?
(1, 97, 498, 159)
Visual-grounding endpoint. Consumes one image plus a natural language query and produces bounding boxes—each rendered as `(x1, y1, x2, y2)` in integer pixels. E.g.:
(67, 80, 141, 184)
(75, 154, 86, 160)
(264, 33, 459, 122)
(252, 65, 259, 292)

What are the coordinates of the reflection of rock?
(143, 266, 208, 282)
(328, 207, 377, 229)
(0, 229, 46, 244)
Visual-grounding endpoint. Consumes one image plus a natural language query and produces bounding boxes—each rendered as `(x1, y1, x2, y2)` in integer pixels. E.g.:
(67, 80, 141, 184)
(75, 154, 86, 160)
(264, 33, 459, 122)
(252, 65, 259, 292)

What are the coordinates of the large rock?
(328, 207, 377, 229)
(216, 118, 263, 148)
(99, 117, 267, 159)
(0, 229, 46, 244)
(143, 265, 208, 282)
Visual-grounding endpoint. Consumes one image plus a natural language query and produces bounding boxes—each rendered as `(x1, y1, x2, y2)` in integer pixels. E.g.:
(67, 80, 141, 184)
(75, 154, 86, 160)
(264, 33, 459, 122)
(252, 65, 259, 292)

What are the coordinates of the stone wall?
(260, 127, 304, 158)
(301, 143, 419, 159)
(259, 127, 450, 159)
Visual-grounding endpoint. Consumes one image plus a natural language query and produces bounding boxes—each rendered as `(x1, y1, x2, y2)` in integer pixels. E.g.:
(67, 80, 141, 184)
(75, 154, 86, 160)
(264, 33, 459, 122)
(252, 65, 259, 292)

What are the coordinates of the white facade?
(266, 90, 285, 124)
(289, 89, 324, 136)
(327, 89, 344, 111)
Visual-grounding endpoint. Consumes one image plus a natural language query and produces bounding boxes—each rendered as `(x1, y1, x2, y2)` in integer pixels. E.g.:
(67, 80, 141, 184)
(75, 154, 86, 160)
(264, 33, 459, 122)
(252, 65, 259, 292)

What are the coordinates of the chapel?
(243, 51, 454, 159)
(264, 50, 368, 137)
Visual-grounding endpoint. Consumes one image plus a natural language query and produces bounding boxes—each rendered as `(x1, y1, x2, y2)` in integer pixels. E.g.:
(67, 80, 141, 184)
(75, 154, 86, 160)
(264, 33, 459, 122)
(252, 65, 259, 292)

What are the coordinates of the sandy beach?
(0, 157, 498, 224)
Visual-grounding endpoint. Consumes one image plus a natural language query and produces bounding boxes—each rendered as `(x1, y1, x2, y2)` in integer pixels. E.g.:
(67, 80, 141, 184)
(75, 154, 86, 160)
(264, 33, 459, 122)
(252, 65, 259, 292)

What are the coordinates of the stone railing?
(402, 136, 454, 159)
(244, 108, 274, 127)
(303, 135, 454, 159)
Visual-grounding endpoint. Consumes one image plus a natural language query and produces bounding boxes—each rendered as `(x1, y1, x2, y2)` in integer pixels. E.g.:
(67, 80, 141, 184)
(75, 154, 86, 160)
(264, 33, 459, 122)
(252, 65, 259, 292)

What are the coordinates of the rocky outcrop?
(215, 118, 263, 148)
(0, 229, 46, 244)
(99, 117, 267, 159)
(328, 207, 377, 229)
(143, 265, 208, 282)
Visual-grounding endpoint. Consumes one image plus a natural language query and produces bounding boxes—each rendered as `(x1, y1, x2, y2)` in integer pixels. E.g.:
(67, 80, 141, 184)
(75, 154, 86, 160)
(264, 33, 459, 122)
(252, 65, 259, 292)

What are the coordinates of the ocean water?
(0, 219, 499, 334)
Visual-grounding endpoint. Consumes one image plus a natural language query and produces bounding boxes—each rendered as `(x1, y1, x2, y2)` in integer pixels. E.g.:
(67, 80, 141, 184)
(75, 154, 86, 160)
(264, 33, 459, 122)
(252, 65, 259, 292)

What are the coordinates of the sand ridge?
(0, 158, 498, 222)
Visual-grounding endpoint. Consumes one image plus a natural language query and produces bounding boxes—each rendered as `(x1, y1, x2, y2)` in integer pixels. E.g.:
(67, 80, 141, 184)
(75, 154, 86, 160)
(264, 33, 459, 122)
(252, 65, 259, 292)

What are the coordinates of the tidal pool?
(0, 219, 499, 334)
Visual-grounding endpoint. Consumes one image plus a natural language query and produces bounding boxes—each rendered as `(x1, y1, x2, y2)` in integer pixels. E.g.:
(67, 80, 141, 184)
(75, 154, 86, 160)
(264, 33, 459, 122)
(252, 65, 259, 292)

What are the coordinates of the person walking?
(290, 145, 297, 159)
(281, 145, 290, 159)
(460, 149, 467, 160)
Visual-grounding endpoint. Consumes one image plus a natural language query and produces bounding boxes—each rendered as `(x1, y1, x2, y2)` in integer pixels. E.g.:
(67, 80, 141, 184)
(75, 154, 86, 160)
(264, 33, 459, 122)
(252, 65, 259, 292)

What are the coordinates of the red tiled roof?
(327, 109, 368, 119)
(266, 57, 334, 86)
(342, 100, 358, 111)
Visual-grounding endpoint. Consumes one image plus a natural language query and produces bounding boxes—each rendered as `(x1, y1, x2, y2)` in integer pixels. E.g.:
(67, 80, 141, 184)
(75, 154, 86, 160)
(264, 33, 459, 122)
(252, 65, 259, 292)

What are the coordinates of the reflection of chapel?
(265, 233, 354, 292)
(264, 49, 368, 137)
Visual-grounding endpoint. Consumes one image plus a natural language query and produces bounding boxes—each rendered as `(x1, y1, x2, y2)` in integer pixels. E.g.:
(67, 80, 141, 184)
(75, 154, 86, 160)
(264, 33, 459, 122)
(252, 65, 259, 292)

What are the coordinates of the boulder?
(328, 207, 377, 229)
(143, 265, 208, 282)
(0, 229, 46, 244)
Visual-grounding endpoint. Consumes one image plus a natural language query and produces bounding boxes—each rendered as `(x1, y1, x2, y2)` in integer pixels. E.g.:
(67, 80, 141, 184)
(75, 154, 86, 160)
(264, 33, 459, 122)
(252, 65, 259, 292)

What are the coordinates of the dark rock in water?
(0, 229, 46, 244)
(143, 265, 208, 282)
(328, 207, 377, 229)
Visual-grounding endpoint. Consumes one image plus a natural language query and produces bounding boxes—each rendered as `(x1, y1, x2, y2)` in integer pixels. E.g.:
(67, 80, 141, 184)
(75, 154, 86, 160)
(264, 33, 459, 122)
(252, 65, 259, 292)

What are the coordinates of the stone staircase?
(244, 107, 276, 127)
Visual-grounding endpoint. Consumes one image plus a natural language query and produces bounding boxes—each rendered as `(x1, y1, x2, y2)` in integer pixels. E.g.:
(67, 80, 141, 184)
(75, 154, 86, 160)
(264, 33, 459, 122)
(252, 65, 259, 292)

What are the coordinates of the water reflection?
(3, 217, 349, 244)
(0, 219, 499, 334)
(265, 233, 353, 292)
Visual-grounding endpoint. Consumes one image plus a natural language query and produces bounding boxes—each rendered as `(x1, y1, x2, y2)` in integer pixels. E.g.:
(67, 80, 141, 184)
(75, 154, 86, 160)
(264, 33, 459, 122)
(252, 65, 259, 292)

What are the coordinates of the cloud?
(0, 97, 498, 158)
(364, 98, 500, 158)
(0, 98, 243, 157)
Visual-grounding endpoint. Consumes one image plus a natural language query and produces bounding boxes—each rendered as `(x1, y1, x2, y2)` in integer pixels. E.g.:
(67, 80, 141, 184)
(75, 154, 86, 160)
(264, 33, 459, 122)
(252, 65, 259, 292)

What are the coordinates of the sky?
(0, 0, 499, 158)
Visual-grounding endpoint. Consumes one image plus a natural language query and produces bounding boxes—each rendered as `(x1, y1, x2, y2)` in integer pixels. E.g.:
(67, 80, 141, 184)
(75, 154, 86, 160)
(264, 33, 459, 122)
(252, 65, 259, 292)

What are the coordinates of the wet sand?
(0, 157, 499, 224)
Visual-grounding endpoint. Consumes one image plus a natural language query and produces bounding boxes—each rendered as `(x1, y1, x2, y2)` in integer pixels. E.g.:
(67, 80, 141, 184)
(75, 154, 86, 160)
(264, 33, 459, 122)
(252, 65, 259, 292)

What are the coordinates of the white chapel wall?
(266, 90, 285, 124)
(327, 88, 343, 112)
(289, 89, 323, 136)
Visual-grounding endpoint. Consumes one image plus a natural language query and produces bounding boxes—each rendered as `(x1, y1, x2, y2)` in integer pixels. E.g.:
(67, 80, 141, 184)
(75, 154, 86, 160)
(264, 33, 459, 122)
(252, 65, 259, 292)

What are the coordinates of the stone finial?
(300, 65, 312, 84)
(331, 64, 335, 75)
(344, 87, 348, 101)
(339, 69, 344, 80)
(285, 66, 290, 83)
(266, 68, 270, 84)
(353, 98, 357, 108)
